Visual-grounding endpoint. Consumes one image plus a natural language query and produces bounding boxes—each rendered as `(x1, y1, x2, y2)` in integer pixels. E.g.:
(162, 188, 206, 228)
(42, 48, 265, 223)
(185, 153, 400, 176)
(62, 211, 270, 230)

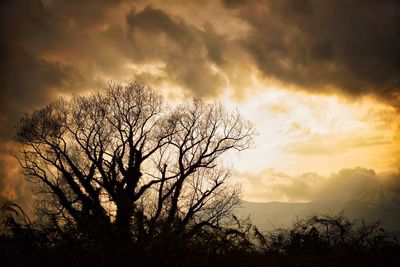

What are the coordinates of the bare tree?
(15, 81, 254, 242)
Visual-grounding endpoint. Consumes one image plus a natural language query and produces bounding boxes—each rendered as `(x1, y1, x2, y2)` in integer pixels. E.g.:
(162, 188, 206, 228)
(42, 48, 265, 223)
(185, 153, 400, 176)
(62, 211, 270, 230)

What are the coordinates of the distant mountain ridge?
(236, 198, 400, 232)
(237, 180, 400, 232)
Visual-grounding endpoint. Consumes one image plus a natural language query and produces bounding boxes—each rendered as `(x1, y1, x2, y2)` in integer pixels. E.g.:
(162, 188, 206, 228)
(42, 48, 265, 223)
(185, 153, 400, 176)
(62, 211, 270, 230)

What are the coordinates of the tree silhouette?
(15, 81, 254, 245)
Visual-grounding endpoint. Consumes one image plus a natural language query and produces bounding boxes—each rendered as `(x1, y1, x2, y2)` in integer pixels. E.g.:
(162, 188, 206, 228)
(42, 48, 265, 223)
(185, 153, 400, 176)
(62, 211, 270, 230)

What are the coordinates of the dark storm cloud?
(0, 0, 153, 138)
(126, 6, 227, 96)
(0, 0, 87, 141)
(0, 0, 69, 211)
(0, 46, 71, 140)
(224, 0, 400, 105)
(0, 0, 118, 210)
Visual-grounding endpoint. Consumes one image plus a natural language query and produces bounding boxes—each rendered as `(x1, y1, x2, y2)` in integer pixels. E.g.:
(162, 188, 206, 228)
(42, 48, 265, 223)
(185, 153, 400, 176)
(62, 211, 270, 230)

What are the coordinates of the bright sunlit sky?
(1, 0, 399, 206)
(225, 89, 399, 176)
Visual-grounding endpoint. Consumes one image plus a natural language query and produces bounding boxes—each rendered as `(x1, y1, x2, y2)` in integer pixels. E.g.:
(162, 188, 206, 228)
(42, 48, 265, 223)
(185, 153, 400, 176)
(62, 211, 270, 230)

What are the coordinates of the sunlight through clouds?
(225, 88, 400, 176)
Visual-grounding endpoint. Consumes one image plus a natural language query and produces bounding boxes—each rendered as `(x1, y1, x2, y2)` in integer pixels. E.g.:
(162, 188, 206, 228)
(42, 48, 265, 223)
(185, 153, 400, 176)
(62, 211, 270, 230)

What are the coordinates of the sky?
(0, 0, 400, 210)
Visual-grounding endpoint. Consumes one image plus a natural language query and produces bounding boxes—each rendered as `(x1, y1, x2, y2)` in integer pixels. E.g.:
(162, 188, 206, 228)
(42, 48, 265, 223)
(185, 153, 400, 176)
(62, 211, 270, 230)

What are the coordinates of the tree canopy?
(15, 81, 255, 243)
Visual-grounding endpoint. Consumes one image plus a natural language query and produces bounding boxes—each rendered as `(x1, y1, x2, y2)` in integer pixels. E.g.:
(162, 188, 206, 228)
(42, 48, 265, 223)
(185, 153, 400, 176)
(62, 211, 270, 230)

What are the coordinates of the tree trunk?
(115, 196, 135, 241)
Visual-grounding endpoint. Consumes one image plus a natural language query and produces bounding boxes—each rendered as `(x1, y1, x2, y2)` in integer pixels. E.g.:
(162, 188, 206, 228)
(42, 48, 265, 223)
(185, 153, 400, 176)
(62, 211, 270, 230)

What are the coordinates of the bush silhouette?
(1, 201, 399, 266)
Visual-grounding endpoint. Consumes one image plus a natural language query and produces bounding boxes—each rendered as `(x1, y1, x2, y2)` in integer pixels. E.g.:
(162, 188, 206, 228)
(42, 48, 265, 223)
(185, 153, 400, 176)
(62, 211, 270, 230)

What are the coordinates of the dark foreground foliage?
(1, 203, 399, 267)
